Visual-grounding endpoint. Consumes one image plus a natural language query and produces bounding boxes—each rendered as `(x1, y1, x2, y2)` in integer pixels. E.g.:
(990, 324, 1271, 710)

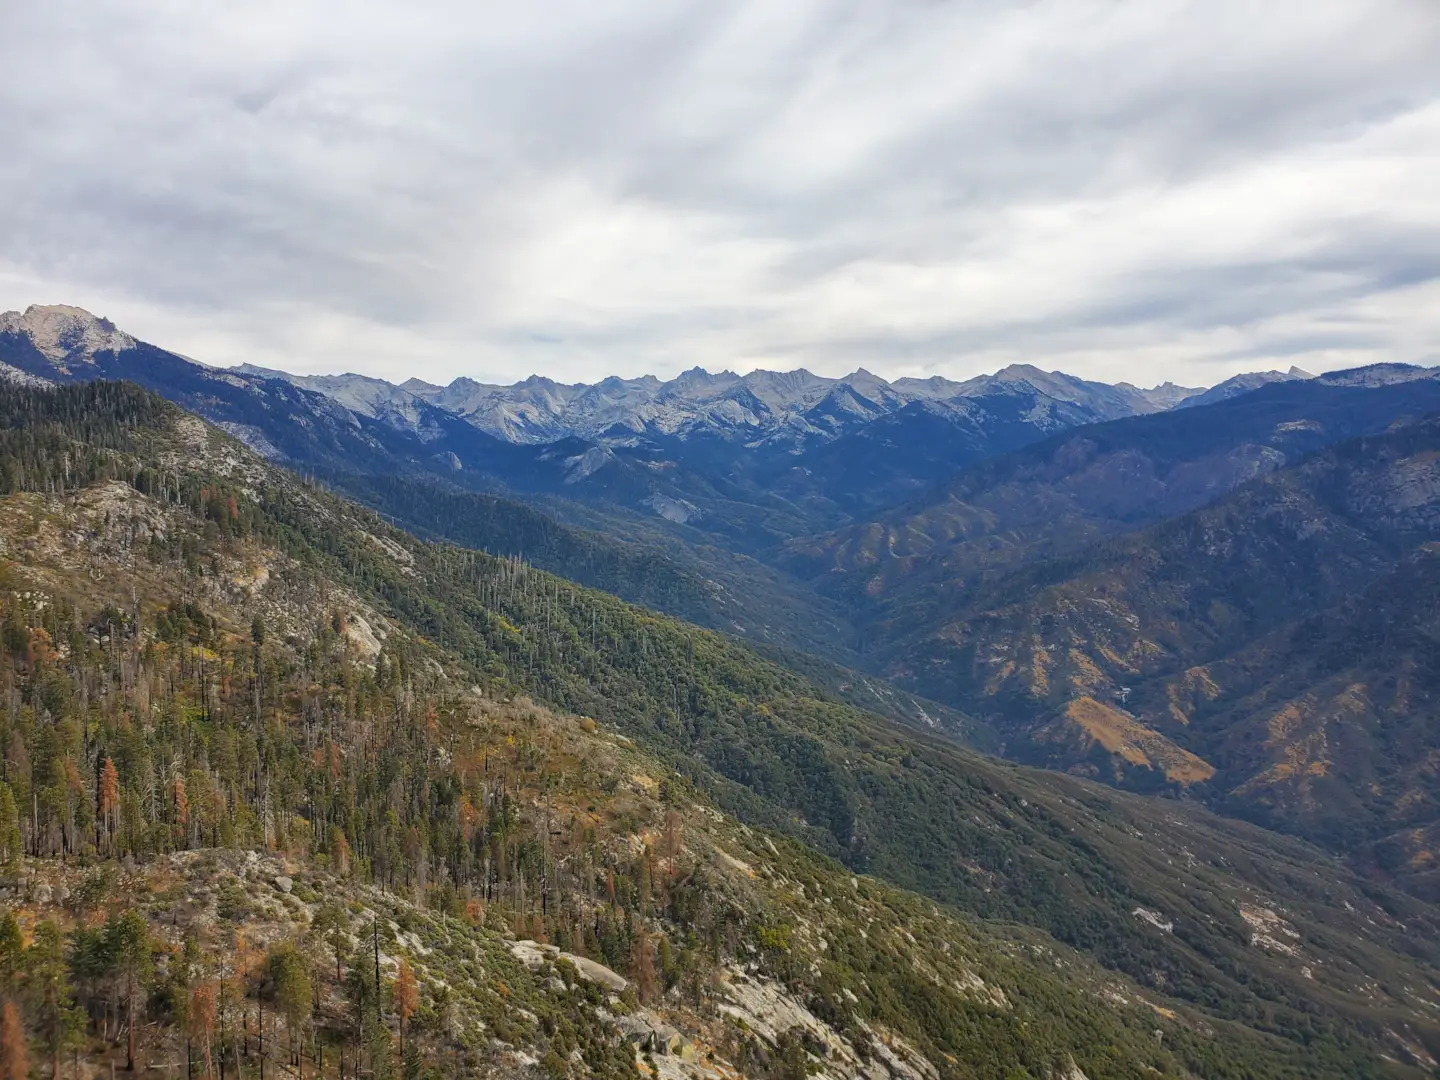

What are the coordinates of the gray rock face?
(614, 1013, 694, 1058)
(0, 304, 136, 366)
(232, 350, 1203, 449)
(717, 968, 942, 1080)
(0, 361, 52, 387)
(1318, 363, 1439, 388)
(344, 362, 1202, 448)
(509, 939, 628, 992)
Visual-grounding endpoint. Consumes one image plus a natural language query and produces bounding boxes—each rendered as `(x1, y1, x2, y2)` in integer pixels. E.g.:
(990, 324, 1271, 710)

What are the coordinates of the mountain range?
(0, 303, 1264, 658)
(240, 360, 1200, 447)
(799, 415, 1440, 885)
(0, 303, 1318, 546)
(4, 377, 1440, 1077)
(6, 301, 1440, 902)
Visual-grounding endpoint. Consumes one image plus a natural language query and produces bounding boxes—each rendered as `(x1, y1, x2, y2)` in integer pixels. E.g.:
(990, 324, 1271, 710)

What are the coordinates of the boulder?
(612, 1013, 693, 1058)
(509, 940, 628, 992)
(615, 1015, 652, 1047)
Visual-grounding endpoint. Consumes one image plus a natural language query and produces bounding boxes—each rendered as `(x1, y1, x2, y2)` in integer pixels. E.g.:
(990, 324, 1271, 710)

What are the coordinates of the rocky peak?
(0, 303, 136, 365)
(667, 366, 742, 396)
(1318, 363, 1438, 388)
(1178, 368, 1315, 409)
(891, 373, 967, 399)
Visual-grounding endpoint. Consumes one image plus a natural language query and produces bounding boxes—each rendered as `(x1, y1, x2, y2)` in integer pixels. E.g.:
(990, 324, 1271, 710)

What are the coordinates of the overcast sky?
(2, 1, 1437, 387)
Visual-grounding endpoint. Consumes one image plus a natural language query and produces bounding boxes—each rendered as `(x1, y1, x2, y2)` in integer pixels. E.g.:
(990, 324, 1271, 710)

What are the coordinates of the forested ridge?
(0, 381, 1433, 1078)
(318, 470, 865, 669)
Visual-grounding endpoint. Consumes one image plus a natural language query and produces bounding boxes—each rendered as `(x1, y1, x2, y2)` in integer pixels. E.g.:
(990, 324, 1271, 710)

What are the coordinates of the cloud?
(0, 0, 1436, 386)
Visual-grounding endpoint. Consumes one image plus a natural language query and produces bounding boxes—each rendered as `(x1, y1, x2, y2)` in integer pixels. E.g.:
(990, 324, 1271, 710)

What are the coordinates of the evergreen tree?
(393, 960, 418, 1059)
(97, 758, 120, 854)
(266, 944, 311, 1068)
(312, 906, 348, 983)
(25, 921, 82, 1080)
(0, 914, 21, 997)
(0, 999, 27, 1080)
(104, 910, 152, 1072)
(190, 982, 218, 1080)
(0, 786, 19, 867)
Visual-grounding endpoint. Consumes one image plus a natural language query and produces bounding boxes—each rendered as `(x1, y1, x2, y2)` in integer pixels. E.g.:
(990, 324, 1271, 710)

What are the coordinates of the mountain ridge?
(11, 299, 1440, 885)
(3, 377, 1439, 1076)
(0, 302, 1221, 554)
(798, 411, 1440, 896)
(247, 355, 1204, 449)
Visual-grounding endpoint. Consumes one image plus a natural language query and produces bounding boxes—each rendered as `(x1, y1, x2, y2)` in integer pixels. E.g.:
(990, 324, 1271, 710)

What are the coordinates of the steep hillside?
(0, 422, 1226, 1080)
(315, 470, 867, 666)
(784, 372, 1440, 625)
(0, 306, 881, 663)
(1, 381, 1437, 1077)
(854, 415, 1440, 893)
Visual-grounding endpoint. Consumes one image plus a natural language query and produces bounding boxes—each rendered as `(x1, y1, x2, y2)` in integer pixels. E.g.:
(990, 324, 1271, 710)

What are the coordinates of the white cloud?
(0, 0, 1436, 386)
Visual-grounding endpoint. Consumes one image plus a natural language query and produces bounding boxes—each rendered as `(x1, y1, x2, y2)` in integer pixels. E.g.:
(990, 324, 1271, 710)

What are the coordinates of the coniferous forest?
(0, 381, 1433, 1080)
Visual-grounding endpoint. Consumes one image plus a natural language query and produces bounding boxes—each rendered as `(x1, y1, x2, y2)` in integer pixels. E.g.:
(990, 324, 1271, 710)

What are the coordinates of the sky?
(1, 1, 1438, 389)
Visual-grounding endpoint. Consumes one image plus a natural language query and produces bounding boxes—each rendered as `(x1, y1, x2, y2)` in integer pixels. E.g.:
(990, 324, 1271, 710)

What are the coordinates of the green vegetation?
(322, 469, 864, 668)
(843, 415, 1440, 896)
(0, 380, 1434, 1078)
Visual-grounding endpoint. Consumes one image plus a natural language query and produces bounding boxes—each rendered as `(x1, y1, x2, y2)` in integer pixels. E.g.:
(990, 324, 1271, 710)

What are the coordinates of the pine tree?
(190, 982, 218, 1080)
(26, 921, 82, 1080)
(0, 913, 20, 996)
(105, 910, 152, 1072)
(266, 944, 311, 1067)
(0, 786, 19, 867)
(629, 927, 657, 1005)
(172, 775, 190, 845)
(329, 826, 351, 877)
(312, 906, 348, 983)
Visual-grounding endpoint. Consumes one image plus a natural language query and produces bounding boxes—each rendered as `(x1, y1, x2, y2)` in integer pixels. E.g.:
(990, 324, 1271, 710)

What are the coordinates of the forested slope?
(784, 374, 1440, 620)
(851, 416, 1440, 890)
(0, 381, 1435, 1076)
(323, 470, 863, 667)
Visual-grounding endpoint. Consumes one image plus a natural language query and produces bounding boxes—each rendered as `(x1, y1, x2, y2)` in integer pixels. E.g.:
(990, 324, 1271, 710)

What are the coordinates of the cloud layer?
(2, 0, 1437, 385)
